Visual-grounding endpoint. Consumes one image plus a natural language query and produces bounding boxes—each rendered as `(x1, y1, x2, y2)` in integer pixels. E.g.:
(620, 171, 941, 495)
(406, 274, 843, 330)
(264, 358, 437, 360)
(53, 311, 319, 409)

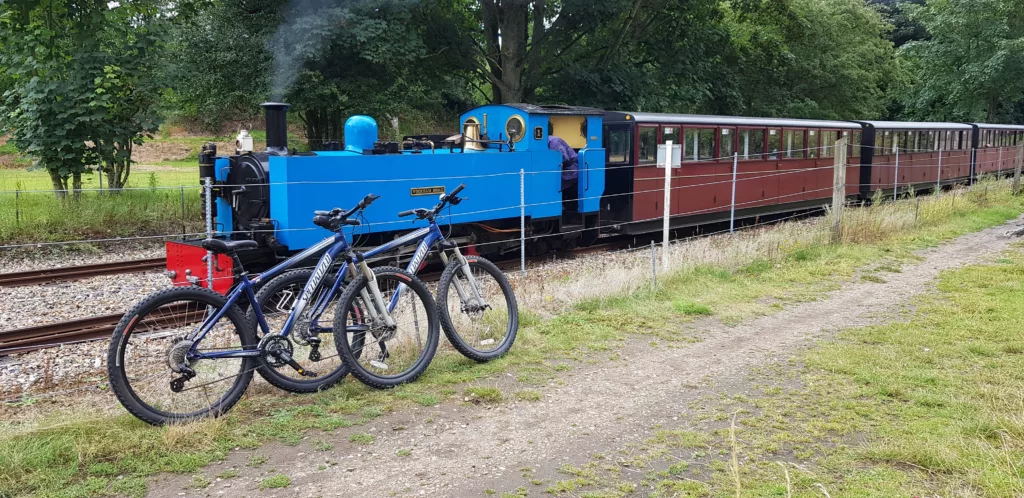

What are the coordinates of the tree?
(168, 0, 476, 144)
(871, 0, 928, 48)
(90, 3, 166, 190)
(719, 0, 901, 120)
(899, 0, 1024, 123)
(0, 0, 166, 196)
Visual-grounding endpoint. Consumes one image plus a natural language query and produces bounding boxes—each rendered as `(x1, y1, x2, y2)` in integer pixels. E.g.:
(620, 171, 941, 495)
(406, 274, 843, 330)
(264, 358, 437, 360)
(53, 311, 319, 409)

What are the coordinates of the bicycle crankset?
(258, 333, 318, 377)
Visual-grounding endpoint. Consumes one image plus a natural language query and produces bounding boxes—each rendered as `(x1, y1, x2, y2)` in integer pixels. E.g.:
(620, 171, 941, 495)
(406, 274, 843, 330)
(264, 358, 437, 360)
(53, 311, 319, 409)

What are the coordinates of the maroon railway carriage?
(601, 112, 861, 234)
(855, 121, 974, 197)
(972, 124, 1024, 177)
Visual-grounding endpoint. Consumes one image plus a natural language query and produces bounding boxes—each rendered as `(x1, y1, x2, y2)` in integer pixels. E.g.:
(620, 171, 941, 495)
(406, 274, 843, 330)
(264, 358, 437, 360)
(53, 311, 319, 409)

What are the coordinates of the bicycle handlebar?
(314, 193, 380, 231)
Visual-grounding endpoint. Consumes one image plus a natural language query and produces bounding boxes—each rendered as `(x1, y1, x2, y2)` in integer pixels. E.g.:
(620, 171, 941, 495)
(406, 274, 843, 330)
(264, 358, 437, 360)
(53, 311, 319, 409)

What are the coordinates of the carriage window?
(783, 130, 804, 159)
(661, 126, 679, 144)
(879, 131, 889, 154)
(684, 128, 716, 162)
(739, 129, 765, 160)
(938, 130, 947, 150)
(821, 130, 837, 157)
(607, 128, 629, 163)
(850, 130, 861, 157)
(807, 129, 819, 158)
(720, 128, 735, 158)
(638, 127, 657, 165)
(766, 129, 781, 159)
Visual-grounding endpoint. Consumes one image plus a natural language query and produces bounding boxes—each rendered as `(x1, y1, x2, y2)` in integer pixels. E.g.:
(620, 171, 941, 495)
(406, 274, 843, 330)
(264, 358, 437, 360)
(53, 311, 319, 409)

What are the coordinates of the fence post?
(662, 140, 673, 271)
(936, 149, 943, 193)
(893, 145, 900, 203)
(1014, 144, 1023, 195)
(970, 148, 977, 189)
(650, 240, 656, 290)
(520, 169, 525, 278)
(730, 152, 739, 233)
(98, 168, 102, 192)
(204, 177, 214, 290)
(831, 137, 848, 244)
(14, 189, 19, 226)
(998, 147, 1003, 176)
(180, 186, 187, 240)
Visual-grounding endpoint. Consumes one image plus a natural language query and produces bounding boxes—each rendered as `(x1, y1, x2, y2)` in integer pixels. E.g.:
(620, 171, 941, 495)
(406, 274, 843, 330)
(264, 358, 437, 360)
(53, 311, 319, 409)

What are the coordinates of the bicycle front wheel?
(332, 267, 438, 389)
(107, 287, 257, 425)
(436, 256, 518, 362)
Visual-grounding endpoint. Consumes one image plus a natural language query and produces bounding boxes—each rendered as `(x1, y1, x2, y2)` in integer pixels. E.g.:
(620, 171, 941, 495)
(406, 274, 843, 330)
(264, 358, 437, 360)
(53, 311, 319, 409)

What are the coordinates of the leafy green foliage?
(167, 0, 475, 143)
(898, 0, 1024, 122)
(0, 0, 165, 194)
(721, 0, 901, 119)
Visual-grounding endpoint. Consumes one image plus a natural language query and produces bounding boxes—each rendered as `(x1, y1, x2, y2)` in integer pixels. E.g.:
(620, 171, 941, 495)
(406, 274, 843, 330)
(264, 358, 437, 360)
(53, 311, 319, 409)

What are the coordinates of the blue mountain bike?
(256, 184, 518, 388)
(107, 194, 439, 425)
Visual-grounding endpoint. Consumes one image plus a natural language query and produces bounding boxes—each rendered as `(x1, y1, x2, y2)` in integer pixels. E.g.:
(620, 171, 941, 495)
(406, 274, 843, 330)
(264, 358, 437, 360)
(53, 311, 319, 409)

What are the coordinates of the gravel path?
(147, 215, 1024, 498)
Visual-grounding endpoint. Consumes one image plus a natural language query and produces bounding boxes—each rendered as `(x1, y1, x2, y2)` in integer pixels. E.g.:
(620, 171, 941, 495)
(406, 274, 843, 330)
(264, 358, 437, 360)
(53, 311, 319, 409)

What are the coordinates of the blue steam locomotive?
(167, 103, 607, 291)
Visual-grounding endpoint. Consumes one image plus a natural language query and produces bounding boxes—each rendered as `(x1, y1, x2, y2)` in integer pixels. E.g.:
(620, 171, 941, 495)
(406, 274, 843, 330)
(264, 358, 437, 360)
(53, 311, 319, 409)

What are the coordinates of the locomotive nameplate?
(411, 186, 446, 196)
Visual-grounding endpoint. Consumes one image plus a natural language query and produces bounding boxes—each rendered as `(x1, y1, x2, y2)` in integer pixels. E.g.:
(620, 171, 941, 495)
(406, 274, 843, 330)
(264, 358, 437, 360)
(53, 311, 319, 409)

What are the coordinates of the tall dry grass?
(509, 178, 1017, 316)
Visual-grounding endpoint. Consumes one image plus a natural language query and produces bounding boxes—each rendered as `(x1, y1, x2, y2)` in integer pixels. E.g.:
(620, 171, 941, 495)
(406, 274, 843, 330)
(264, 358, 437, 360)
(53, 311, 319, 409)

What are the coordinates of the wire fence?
(0, 143, 1021, 252)
(1, 145, 1021, 401)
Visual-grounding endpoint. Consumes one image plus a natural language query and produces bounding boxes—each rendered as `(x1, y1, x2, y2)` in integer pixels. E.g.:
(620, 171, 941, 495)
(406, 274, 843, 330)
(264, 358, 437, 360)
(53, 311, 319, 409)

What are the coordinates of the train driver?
(548, 135, 579, 211)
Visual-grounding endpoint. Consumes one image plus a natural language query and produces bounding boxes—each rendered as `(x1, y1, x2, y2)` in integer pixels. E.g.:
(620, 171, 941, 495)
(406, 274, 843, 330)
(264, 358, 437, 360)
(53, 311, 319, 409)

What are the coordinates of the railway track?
(0, 258, 166, 287)
(0, 304, 204, 355)
(0, 243, 627, 356)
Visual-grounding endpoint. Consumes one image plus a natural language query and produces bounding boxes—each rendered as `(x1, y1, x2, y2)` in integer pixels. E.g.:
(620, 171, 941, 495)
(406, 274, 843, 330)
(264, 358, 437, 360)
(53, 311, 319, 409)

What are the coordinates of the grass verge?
(0, 180, 1021, 497)
(542, 246, 1024, 497)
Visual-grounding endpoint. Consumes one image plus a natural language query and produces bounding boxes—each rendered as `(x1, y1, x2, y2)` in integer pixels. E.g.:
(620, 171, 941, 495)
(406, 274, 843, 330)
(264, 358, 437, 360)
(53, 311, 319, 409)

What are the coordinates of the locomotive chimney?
(260, 102, 290, 156)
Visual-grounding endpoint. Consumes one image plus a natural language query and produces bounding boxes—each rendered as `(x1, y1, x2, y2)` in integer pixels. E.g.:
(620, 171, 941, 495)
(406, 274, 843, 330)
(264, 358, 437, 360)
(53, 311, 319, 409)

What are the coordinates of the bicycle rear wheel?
(107, 287, 257, 425)
(436, 256, 518, 362)
(250, 269, 350, 393)
(332, 267, 438, 389)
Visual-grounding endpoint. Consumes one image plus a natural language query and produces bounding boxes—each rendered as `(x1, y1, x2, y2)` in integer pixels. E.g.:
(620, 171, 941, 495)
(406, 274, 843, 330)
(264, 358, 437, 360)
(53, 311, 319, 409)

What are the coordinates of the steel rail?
(0, 258, 165, 287)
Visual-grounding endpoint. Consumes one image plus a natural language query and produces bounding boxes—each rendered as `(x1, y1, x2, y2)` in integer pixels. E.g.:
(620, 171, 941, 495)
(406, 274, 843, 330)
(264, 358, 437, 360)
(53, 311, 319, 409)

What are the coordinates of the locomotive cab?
(457, 104, 605, 248)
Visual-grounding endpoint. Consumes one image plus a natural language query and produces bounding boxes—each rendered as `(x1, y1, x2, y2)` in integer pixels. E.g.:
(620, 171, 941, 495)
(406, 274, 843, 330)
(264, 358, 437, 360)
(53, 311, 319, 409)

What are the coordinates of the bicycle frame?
(187, 231, 351, 359)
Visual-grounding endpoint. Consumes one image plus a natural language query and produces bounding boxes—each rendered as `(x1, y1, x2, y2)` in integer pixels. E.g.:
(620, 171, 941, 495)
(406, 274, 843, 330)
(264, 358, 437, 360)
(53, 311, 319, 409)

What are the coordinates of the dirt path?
(150, 216, 1024, 498)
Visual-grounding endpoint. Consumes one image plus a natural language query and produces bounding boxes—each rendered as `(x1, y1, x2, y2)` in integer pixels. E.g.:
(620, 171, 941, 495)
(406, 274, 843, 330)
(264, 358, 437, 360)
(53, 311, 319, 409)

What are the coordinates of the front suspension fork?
(440, 246, 486, 307)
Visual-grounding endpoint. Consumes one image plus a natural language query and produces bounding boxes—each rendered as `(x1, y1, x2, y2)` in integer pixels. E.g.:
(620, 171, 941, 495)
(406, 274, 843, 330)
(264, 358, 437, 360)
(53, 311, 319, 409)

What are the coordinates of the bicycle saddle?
(201, 239, 259, 254)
